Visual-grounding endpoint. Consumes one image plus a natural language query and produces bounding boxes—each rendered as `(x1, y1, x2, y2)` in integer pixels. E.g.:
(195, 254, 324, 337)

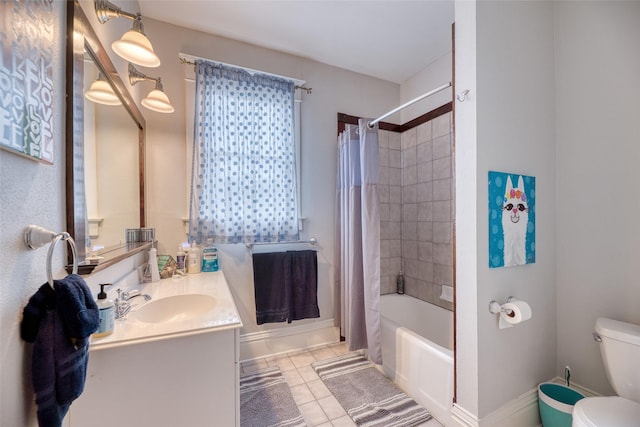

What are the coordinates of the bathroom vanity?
(67, 272, 242, 427)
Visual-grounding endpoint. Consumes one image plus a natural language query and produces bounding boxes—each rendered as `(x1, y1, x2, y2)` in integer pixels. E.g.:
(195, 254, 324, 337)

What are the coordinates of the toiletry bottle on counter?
(188, 242, 201, 274)
(149, 247, 161, 282)
(201, 239, 219, 272)
(176, 245, 186, 274)
(93, 284, 114, 338)
(143, 247, 161, 282)
(396, 271, 405, 294)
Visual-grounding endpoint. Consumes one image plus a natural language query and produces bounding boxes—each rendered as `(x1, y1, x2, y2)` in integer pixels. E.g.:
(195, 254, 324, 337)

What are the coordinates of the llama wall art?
(488, 171, 536, 268)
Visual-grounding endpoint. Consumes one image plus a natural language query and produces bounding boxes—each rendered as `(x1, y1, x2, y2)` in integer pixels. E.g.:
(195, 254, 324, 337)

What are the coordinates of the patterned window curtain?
(189, 60, 299, 244)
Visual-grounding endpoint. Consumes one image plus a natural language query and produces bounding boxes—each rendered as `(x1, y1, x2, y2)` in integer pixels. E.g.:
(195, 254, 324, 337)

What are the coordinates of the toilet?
(572, 317, 640, 427)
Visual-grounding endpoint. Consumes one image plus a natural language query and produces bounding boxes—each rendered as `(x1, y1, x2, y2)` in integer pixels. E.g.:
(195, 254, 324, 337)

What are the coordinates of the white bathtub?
(380, 294, 454, 425)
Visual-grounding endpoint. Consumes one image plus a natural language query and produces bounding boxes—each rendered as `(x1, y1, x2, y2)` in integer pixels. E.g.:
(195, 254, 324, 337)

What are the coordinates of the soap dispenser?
(93, 284, 115, 338)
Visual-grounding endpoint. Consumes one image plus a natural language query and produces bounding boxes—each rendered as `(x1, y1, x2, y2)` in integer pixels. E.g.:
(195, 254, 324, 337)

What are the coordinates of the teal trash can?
(538, 383, 585, 427)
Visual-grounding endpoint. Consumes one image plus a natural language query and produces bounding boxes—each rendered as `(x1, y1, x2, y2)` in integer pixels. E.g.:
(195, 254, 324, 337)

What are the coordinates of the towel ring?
(47, 233, 78, 288)
(25, 225, 79, 289)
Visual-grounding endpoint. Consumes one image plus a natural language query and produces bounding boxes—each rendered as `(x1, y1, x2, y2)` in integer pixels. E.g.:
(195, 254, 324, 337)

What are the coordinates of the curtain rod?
(178, 54, 312, 95)
(368, 81, 452, 129)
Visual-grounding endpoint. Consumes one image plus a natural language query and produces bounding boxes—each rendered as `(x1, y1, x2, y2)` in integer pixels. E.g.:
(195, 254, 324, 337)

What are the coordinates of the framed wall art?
(0, 0, 63, 164)
(488, 171, 536, 268)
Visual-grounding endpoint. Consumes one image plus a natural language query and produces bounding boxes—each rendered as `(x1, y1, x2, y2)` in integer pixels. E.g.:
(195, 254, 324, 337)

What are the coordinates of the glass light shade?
(111, 29, 160, 68)
(84, 79, 121, 105)
(142, 89, 174, 113)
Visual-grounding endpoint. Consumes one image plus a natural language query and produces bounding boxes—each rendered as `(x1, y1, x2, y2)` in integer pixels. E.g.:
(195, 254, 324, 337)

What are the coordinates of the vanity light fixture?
(128, 64, 175, 114)
(94, 0, 161, 68)
(84, 72, 122, 106)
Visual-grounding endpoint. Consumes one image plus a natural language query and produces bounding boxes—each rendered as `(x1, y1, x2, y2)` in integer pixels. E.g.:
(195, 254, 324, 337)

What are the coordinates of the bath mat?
(312, 353, 432, 427)
(240, 367, 306, 427)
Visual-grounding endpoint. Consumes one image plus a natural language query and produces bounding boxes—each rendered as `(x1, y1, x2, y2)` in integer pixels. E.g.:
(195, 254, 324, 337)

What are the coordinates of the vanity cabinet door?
(68, 330, 239, 427)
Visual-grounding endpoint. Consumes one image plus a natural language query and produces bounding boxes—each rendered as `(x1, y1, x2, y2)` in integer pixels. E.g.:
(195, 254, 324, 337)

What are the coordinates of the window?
(188, 60, 300, 244)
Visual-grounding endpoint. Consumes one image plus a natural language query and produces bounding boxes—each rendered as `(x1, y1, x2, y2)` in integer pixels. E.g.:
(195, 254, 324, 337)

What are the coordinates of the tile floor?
(240, 342, 443, 427)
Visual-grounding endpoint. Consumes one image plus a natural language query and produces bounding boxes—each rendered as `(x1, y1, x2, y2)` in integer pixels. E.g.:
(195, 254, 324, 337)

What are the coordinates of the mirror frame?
(65, 0, 147, 272)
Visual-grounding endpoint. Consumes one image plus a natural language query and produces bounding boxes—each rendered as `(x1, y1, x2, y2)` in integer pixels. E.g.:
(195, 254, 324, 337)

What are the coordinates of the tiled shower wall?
(379, 111, 454, 311)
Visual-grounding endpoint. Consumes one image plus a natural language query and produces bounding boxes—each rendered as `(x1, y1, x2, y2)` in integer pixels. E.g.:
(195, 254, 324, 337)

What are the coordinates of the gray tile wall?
(378, 112, 454, 311)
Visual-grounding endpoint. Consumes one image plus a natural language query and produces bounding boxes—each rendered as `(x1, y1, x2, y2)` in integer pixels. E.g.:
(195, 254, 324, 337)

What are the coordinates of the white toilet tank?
(595, 317, 640, 402)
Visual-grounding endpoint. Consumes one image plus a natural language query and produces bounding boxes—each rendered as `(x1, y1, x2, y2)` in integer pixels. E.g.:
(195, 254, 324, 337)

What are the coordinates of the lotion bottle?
(188, 242, 201, 274)
(93, 284, 115, 338)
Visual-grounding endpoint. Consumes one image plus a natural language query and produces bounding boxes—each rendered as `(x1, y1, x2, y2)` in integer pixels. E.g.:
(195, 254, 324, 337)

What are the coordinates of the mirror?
(66, 1, 147, 272)
(83, 59, 141, 248)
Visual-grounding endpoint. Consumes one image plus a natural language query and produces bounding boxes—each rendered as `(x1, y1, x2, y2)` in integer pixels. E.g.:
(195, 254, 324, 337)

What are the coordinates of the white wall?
(453, 0, 480, 417)
(135, 18, 401, 340)
(0, 3, 66, 426)
(476, 1, 557, 416)
(401, 52, 453, 123)
(455, 0, 557, 419)
(555, 1, 640, 396)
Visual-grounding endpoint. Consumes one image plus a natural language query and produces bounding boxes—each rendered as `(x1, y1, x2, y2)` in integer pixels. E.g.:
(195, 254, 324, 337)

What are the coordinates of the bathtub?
(380, 293, 454, 425)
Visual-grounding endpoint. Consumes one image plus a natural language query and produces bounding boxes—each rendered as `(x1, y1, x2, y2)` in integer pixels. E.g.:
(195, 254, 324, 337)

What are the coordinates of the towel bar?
(245, 237, 317, 249)
(25, 225, 79, 289)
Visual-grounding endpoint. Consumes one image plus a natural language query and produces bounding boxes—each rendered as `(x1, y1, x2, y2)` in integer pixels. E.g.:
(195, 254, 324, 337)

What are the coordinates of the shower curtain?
(335, 119, 382, 364)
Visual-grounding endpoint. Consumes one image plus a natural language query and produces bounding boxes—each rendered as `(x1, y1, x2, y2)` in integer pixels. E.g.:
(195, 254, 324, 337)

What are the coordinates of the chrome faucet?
(114, 288, 152, 319)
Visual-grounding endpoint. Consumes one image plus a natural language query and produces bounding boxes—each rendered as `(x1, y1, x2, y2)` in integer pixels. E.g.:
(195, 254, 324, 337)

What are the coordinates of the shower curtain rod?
(367, 81, 452, 129)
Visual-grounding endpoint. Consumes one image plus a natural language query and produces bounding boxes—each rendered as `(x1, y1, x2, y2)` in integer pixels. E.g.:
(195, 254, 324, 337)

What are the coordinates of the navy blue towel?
(21, 283, 56, 343)
(252, 250, 320, 325)
(21, 274, 99, 427)
(54, 274, 100, 339)
(252, 252, 290, 324)
(287, 250, 320, 321)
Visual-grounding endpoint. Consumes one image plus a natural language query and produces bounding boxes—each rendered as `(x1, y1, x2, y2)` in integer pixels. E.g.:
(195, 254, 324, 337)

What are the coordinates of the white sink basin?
(132, 294, 217, 323)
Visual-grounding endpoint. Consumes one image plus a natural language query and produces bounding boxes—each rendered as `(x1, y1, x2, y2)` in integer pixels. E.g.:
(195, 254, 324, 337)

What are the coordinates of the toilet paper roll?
(500, 300, 532, 327)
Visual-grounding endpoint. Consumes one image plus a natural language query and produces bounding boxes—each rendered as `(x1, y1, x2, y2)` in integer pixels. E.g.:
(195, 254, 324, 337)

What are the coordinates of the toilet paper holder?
(489, 297, 516, 316)
(489, 297, 532, 329)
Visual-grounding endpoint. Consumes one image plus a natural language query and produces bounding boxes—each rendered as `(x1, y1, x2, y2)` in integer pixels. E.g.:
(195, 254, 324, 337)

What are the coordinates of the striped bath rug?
(312, 353, 432, 427)
(240, 367, 306, 427)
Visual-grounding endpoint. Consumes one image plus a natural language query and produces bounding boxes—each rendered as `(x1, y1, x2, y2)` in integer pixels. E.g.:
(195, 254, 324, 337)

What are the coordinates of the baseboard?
(480, 387, 541, 427)
(451, 388, 541, 427)
(451, 404, 479, 427)
(239, 319, 340, 361)
(451, 377, 599, 427)
(548, 376, 599, 398)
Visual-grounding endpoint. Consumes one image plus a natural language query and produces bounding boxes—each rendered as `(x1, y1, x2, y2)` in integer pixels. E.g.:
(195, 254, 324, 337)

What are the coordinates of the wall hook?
(456, 89, 470, 102)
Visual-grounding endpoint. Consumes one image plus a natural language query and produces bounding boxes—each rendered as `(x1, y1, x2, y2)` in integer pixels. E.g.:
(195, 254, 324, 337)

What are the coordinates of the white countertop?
(90, 271, 242, 351)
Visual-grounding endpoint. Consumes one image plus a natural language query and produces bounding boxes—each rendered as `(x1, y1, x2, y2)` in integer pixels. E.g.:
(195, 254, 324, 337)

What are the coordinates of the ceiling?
(140, 1, 455, 84)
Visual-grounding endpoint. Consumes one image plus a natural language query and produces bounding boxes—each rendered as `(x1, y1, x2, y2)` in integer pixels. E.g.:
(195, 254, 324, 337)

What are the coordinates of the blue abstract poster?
(488, 171, 536, 268)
